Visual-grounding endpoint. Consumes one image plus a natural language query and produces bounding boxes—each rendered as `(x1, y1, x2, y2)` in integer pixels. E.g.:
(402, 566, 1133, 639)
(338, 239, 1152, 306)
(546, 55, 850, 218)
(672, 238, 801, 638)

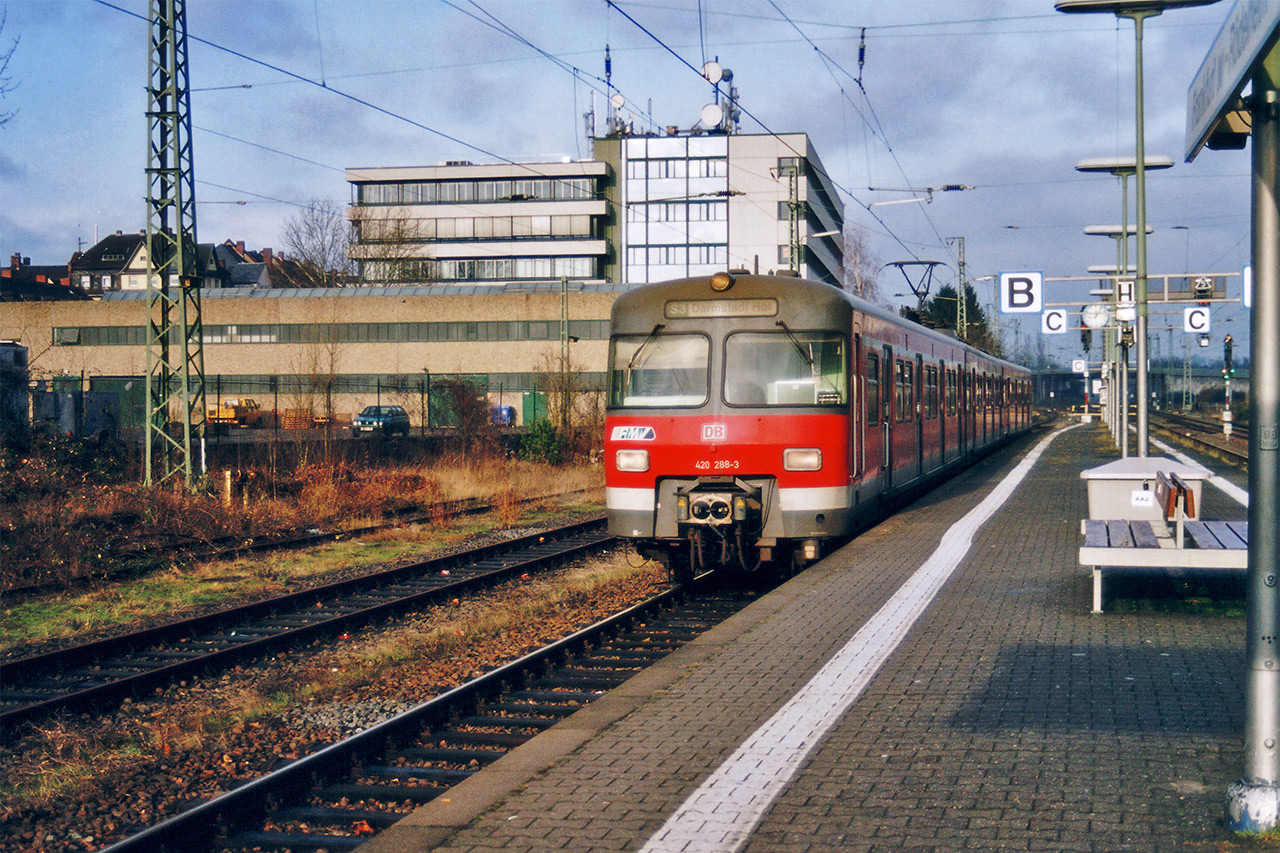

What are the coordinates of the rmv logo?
(611, 426, 656, 441)
(702, 423, 727, 442)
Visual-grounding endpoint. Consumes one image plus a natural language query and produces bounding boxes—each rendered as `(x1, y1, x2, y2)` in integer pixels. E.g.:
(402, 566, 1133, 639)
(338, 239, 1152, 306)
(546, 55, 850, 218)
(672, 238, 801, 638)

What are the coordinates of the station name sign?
(665, 298, 778, 319)
(1186, 0, 1280, 161)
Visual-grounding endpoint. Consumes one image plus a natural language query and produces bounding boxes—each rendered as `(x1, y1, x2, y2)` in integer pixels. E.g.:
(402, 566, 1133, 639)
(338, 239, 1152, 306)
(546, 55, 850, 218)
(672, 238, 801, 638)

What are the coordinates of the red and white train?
(604, 271, 1032, 581)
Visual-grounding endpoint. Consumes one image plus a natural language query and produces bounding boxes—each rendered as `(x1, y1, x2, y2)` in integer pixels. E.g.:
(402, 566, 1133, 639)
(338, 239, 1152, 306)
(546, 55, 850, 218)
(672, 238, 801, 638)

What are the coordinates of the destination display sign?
(1186, 0, 1280, 161)
(665, 298, 778, 319)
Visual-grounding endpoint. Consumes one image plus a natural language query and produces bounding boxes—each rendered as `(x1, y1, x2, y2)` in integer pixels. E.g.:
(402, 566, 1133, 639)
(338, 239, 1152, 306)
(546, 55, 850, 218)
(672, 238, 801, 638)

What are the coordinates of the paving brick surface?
(380, 424, 1261, 852)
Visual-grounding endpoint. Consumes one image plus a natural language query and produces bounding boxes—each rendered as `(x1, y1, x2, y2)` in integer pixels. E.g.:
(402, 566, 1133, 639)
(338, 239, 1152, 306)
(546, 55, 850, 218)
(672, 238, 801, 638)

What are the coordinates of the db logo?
(702, 423, 727, 441)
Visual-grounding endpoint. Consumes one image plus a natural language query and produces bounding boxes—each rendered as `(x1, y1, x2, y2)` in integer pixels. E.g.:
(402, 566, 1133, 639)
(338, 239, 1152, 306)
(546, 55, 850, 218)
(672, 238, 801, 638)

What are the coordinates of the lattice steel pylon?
(144, 0, 205, 488)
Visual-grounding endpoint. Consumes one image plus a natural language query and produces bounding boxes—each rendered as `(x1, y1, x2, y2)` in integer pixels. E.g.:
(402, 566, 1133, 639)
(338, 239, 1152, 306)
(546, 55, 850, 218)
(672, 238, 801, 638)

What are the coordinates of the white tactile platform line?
(637, 424, 1080, 853)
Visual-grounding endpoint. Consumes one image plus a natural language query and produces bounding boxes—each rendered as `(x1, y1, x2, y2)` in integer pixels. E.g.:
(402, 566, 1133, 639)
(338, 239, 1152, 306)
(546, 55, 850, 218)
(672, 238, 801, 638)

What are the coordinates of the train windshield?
(724, 330, 847, 406)
(609, 332, 710, 407)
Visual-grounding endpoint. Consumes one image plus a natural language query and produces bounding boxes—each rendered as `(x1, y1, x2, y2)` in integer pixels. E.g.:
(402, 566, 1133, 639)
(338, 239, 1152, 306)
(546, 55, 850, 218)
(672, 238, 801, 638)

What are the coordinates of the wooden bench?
(1078, 471, 1247, 613)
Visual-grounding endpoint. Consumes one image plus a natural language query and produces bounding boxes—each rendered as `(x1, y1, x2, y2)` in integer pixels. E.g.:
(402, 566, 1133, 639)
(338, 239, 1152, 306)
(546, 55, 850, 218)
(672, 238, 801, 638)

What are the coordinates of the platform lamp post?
(1058, 0, 1218, 457)
(1085, 223, 1155, 456)
(1078, 160, 1172, 454)
(1086, 264, 1121, 444)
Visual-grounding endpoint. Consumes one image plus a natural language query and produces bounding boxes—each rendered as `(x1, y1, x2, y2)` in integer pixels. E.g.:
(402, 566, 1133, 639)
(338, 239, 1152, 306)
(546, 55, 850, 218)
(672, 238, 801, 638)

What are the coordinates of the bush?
(520, 419, 566, 465)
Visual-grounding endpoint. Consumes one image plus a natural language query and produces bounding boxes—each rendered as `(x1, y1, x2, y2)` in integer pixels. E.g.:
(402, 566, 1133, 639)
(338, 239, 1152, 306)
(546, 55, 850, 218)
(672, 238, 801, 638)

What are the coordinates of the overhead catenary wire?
(767, 1, 953, 266)
(94, 0, 625, 210)
(604, 0, 925, 264)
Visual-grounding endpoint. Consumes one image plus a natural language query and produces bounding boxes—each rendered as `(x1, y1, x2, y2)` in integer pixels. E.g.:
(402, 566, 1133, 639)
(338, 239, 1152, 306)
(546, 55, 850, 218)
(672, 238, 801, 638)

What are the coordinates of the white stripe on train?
(605, 486, 851, 514)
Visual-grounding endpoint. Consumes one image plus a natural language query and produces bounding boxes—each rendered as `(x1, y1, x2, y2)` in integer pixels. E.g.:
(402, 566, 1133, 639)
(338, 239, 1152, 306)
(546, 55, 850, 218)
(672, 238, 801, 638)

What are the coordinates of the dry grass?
(0, 444, 601, 595)
(1, 554, 665, 815)
(0, 449, 602, 653)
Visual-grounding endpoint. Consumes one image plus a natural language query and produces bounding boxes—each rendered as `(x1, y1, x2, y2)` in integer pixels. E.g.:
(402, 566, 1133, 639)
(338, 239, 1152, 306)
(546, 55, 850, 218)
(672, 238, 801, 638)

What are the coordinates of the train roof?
(611, 273, 1028, 375)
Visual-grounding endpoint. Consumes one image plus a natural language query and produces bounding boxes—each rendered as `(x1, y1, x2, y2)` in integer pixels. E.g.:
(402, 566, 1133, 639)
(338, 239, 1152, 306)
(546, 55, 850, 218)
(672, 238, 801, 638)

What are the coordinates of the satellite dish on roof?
(610, 93, 625, 109)
(700, 103, 724, 128)
(701, 61, 723, 84)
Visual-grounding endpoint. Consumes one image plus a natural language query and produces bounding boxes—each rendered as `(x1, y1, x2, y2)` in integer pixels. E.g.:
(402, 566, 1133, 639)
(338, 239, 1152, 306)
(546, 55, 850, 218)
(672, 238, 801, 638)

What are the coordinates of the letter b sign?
(1000, 271, 1043, 314)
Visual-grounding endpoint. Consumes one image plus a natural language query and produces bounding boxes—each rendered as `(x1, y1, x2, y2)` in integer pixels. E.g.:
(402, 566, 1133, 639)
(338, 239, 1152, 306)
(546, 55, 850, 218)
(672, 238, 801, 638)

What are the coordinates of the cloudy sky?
(0, 0, 1250, 360)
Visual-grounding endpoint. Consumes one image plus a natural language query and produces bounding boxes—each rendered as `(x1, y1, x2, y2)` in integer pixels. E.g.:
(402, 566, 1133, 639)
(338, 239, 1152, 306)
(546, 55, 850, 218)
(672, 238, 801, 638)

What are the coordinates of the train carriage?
(604, 271, 1030, 582)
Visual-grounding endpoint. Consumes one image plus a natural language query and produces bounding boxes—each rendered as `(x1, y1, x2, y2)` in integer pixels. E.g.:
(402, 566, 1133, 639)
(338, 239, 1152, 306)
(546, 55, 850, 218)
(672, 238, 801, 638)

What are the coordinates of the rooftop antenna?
(699, 58, 739, 133)
(605, 45, 626, 136)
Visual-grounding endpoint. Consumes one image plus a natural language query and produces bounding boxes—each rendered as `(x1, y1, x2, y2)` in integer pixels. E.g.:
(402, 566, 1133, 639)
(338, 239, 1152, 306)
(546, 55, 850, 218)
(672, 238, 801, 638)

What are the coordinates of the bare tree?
(350, 206, 430, 284)
(1, 9, 20, 128)
(282, 198, 354, 287)
(840, 227, 889, 305)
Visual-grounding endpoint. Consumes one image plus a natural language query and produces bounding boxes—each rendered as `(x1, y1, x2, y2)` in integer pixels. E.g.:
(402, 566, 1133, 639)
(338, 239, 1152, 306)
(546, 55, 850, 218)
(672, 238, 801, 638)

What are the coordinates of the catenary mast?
(144, 0, 205, 488)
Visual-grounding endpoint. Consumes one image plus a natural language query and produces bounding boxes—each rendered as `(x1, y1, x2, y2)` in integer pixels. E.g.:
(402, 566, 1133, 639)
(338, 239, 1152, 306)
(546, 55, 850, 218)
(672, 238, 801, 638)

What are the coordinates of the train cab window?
(608, 332, 710, 407)
(865, 353, 880, 425)
(724, 330, 846, 406)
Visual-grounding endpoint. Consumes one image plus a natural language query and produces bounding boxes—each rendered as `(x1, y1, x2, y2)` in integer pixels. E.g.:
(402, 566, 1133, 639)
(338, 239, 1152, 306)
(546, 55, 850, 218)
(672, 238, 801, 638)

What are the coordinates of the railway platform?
(363, 420, 1251, 853)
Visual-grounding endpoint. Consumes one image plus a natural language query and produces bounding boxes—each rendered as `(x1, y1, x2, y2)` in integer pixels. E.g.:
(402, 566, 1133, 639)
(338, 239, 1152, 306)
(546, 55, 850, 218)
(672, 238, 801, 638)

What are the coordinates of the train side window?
(895, 360, 915, 422)
(924, 366, 938, 419)
(866, 353, 879, 425)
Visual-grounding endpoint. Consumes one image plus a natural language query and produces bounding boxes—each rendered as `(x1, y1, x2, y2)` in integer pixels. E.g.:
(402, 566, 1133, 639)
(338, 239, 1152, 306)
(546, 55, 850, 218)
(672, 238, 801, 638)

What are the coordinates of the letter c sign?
(1184, 306, 1211, 333)
(1042, 309, 1067, 334)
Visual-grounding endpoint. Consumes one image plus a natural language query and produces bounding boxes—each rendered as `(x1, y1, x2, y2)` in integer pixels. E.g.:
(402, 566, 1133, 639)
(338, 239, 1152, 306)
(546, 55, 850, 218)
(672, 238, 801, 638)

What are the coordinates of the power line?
(604, 0, 928, 264)
(93, 0, 620, 206)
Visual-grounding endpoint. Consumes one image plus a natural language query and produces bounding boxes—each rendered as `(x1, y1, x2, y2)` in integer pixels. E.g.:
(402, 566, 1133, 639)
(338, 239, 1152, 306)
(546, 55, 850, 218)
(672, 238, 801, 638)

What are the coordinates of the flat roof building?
(8, 126, 848, 432)
(345, 131, 844, 289)
(345, 160, 612, 286)
(593, 131, 844, 287)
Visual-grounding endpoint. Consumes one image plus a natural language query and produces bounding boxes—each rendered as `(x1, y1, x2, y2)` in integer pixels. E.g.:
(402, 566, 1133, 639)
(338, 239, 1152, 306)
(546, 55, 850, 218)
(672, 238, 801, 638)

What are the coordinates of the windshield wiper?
(627, 323, 666, 369)
(775, 320, 814, 367)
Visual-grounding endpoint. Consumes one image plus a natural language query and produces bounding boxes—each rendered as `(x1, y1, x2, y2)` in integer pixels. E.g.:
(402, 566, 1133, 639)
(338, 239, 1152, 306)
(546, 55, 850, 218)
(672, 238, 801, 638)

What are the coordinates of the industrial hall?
(3, 127, 846, 430)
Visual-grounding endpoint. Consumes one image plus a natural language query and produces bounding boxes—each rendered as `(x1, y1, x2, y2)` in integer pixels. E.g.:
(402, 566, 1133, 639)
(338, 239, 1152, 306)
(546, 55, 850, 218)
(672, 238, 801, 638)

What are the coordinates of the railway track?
(0, 517, 613, 739)
(6, 487, 602, 599)
(98, 583, 746, 853)
(1149, 410, 1247, 464)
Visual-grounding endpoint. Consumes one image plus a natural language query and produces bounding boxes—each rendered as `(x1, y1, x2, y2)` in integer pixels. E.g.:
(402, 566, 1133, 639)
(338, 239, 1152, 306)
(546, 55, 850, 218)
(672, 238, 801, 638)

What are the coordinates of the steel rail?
(96, 583, 714, 853)
(0, 517, 611, 737)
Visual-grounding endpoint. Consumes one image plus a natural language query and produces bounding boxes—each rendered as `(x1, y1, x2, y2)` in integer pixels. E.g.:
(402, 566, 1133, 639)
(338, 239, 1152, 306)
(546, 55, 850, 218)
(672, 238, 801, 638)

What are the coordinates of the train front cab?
(605, 274, 856, 580)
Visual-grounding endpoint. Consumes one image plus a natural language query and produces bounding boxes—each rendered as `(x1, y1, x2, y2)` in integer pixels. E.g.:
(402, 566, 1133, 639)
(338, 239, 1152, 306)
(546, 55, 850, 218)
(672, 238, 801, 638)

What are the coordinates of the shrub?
(520, 419, 565, 465)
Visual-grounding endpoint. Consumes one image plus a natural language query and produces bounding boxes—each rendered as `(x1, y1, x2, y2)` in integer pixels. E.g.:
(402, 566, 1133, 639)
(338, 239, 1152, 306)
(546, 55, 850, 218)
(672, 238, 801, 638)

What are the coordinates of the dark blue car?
(352, 405, 411, 436)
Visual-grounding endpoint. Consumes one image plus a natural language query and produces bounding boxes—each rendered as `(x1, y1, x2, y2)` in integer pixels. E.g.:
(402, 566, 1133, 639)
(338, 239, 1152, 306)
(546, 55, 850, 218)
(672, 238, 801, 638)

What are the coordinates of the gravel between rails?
(1, 537, 665, 853)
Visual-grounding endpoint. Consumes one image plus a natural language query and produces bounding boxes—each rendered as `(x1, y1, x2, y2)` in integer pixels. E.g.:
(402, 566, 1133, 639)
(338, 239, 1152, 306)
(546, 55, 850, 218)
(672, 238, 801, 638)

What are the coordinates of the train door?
(1002, 377, 1010, 435)
(892, 354, 920, 485)
(915, 354, 925, 476)
(861, 340, 884, 493)
(976, 371, 985, 446)
(851, 334, 861, 482)
(882, 345, 894, 488)
(940, 363, 953, 466)
(986, 374, 994, 442)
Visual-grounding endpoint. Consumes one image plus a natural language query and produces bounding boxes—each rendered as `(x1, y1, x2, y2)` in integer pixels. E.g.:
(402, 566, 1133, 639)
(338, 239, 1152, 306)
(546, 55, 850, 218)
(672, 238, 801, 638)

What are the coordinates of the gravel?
(0, 538, 665, 853)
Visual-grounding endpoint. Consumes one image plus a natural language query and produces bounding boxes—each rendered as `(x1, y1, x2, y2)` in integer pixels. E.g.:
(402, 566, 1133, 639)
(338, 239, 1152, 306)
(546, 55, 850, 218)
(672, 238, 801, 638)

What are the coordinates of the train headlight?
(710, 271, 734, 292)
(676, 494, 690, 520)
(783, 448, 822, 471)
(615, 449, 650, 472)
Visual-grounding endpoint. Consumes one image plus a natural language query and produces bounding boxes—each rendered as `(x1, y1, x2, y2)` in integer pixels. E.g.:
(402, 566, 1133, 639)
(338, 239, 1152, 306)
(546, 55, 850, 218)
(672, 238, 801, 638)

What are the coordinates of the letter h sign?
(999, 271, 1043, 313)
